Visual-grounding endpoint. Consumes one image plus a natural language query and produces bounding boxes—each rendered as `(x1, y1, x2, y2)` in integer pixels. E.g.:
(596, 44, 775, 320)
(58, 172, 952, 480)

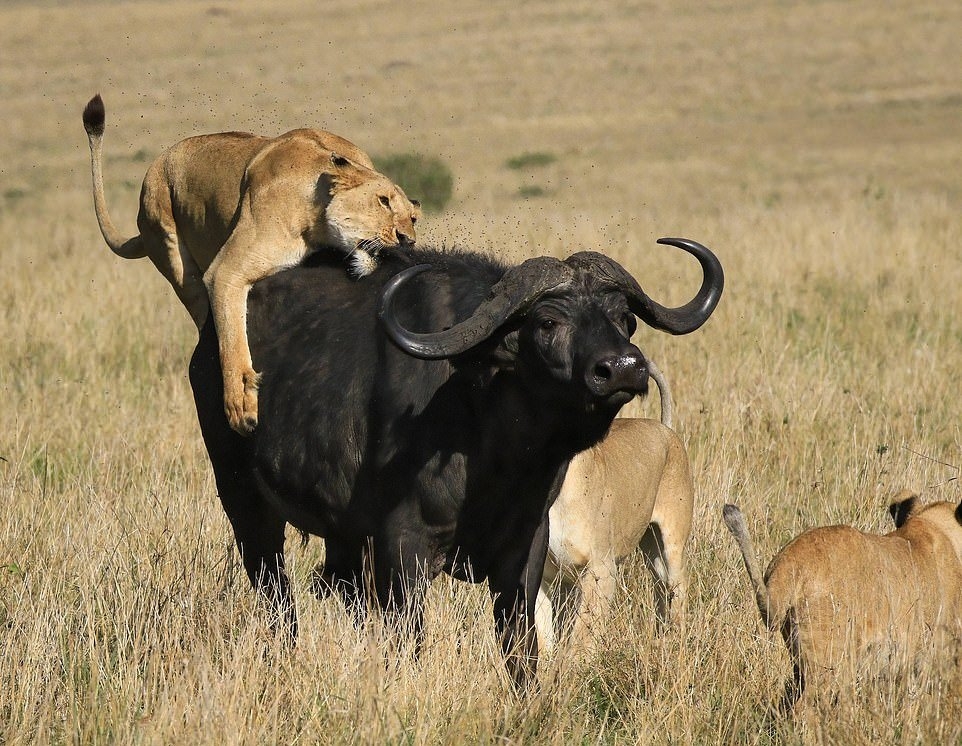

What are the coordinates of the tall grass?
(4, 189, 960, 745)
(2, 0, 961, 742)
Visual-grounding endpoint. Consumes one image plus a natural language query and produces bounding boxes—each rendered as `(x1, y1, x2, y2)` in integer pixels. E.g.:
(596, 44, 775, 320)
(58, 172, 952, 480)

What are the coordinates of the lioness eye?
(379, 195, 391, 208)
(411, 215, 418, 224)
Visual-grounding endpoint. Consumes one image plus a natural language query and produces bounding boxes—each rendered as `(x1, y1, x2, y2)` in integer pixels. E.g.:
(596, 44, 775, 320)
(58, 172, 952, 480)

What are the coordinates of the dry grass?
(2, 0, 962, 742)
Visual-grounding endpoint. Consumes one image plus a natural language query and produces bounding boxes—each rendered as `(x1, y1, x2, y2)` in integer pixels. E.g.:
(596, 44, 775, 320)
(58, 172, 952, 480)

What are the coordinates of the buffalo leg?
(225, 498, 296, 641)
(488, 517, 549, 689)
(320, 537, 370, 626)
(372, 525, 431, 653)
(189, 332, 296, 640)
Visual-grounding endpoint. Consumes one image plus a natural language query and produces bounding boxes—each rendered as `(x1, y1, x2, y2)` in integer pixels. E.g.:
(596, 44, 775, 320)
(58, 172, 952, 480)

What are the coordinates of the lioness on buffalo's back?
(81, 94, 421, 435)
(723, 493, 962, 715)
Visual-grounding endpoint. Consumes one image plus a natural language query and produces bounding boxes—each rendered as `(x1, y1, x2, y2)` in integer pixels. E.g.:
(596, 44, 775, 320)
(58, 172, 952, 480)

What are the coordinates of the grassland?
(2, 0, 961, 743)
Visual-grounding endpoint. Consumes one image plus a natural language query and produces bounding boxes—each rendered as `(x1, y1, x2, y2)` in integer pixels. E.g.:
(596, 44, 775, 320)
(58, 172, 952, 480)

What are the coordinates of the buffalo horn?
(378, 256, 574, 359)
(566, 237, 724, 335)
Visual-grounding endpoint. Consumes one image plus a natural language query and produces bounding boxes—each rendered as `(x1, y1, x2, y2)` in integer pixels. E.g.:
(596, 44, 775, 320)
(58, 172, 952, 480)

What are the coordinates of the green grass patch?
(505, 151, 557, 170)
(374, 153, 454, 213)
(516, 185, 548, 198)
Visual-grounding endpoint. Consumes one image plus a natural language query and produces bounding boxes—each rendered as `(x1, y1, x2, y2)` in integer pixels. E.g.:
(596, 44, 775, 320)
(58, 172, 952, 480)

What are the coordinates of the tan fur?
(82, 95, 421, 434)
(537, 360, 693, 654)
(723, 493, 962, 714)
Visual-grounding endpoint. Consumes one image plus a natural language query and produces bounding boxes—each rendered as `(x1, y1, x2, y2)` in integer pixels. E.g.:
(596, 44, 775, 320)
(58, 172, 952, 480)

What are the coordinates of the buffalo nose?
(586, 351, 649, 397)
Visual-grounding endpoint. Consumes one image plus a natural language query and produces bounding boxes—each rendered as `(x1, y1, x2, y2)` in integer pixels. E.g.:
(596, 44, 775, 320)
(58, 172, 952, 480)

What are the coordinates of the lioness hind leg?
(644, 438, 693, 628)
(147, 234, 209, 329)
(639, 522, 688, 627)
(567, 561, 617, 653)
(534, 583, 556, 655)
(173, 247, 210, 330)
(138, 182, 211, 329)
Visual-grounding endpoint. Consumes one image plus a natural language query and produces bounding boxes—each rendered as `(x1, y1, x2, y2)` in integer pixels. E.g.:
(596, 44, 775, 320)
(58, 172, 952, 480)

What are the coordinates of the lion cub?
(723, 491, 962, 715)
(82, 94, 421, 434)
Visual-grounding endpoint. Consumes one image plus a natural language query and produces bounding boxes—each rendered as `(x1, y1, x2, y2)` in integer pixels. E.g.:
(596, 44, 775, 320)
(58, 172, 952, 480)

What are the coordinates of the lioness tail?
(82, 94, 147, 259)
(722, 504, 773, 628)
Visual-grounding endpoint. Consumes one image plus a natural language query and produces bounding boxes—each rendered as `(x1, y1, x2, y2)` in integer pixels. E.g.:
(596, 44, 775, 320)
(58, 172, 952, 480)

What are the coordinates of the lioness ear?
(889, 489, 920, 528)
(410, 199, 422, 219)
(328, 152, 368, 191)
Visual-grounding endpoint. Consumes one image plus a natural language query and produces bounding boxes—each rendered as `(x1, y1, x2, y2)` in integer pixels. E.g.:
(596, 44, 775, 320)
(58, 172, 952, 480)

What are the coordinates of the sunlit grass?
(3, 0, 962, 742)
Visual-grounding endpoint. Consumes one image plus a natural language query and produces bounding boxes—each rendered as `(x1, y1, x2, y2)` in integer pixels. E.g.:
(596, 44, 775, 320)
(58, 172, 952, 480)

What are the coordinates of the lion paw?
(224, 369, 261, 435)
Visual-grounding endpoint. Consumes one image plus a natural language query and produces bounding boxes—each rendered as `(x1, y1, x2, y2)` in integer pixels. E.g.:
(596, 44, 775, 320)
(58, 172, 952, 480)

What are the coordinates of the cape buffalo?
(188, 238, 724, 685)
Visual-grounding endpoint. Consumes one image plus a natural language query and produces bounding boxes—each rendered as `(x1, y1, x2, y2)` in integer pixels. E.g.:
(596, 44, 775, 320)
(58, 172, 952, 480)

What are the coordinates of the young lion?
(82, 94, 421, 434)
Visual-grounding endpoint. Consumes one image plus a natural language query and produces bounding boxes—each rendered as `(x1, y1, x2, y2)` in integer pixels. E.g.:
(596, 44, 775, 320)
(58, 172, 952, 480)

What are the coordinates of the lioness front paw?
(224, 369, 261, 435)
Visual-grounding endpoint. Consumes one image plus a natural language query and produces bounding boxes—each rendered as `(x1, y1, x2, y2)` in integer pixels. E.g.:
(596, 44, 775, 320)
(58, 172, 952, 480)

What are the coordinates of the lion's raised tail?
(82, 94, 147, 259)
(722, 504, 774, 628)
(646, 358, 673, 429)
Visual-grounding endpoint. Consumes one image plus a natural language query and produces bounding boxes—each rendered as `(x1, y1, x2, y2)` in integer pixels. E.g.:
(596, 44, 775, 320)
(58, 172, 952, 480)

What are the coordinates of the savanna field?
(2, 1, 962, 743)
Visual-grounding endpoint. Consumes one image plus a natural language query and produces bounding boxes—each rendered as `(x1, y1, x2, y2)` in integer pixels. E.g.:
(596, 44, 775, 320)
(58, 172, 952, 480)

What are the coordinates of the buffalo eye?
(540, 318, 556, 331)
(379, 195, 391, 209)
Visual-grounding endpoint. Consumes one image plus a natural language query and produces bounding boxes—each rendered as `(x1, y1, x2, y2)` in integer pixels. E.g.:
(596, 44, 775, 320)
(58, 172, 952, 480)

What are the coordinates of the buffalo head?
(379, 237, 723, 439)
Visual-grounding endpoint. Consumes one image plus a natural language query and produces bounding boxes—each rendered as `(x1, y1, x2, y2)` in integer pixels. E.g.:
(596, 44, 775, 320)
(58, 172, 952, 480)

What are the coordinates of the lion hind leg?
(534, 583, 557, 655)
(143, 229, 210, 332)
(174, 246, 210, 330)
(640, 522, 688, 628)
(134, 158, 212, 329)
(567, 560, 616, 654)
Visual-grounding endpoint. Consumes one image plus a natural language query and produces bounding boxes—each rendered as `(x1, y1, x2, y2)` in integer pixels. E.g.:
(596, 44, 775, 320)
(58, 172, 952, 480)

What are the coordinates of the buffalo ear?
(487, 329, 519, 368)
(449, 329, 519, 374)
(889, 489, 920, 528)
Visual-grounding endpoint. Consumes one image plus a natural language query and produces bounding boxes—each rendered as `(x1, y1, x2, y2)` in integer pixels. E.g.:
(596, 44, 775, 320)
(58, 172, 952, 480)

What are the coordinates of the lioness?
(536, 360, 692, 655)
(82, 94, 421, 434)
(723, 492, 962, 715)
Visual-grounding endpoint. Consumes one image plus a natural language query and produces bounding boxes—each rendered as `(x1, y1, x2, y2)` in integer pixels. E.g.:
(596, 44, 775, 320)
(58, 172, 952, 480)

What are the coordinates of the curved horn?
(567, 237, 724, 335)
(378, 257, 573, 359)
